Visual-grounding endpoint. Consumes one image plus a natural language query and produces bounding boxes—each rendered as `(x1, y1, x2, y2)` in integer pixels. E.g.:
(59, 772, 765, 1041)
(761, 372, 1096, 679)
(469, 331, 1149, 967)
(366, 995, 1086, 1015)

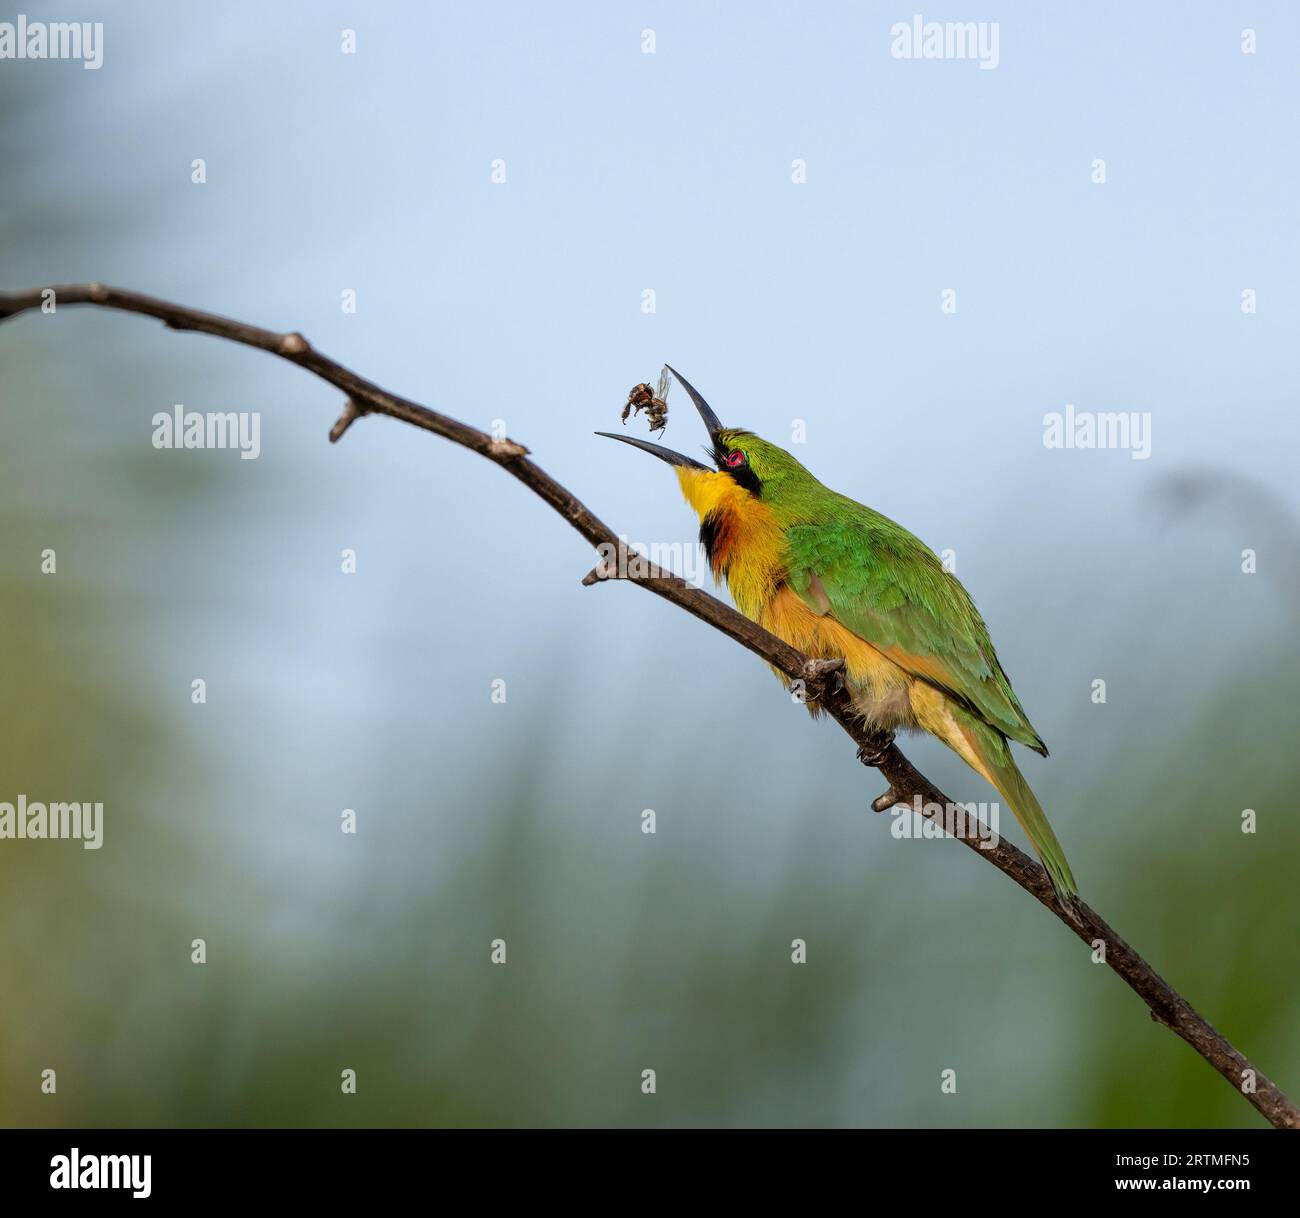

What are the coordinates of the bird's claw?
(855, 734, 895, 767)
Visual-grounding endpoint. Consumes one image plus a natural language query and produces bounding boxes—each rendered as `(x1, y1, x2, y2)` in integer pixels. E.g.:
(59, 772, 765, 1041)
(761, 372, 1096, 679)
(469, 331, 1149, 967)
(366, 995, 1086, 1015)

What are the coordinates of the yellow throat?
(675, 467, 785, 619)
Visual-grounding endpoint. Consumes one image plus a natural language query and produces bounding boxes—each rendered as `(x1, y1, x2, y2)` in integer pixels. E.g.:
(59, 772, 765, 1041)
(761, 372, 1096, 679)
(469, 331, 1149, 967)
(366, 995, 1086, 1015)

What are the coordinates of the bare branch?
(3, 282, 1295, 1128)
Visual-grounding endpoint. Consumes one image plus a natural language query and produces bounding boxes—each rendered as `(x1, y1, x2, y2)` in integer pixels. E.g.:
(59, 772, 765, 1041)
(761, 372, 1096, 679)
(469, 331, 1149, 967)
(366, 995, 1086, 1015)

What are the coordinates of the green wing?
(784, 501, 1047, 754)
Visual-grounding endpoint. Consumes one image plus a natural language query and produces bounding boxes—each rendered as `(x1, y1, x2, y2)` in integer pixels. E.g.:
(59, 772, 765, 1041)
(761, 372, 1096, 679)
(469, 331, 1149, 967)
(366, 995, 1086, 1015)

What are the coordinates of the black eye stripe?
(709, 433, 760, 493)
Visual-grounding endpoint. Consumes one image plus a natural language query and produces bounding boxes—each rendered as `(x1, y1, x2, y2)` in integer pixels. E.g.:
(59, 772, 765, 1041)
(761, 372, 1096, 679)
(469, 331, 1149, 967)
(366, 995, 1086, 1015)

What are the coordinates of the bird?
(597, 366, 1078, 910)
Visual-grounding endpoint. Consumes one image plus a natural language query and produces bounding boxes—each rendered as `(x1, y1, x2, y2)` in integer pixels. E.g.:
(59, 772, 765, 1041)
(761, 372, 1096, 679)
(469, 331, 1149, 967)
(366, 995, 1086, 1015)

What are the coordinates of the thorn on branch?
(582, 539, 635, 586)
(329, 397, 369, 443)
(488, 437, 529, 459)
(581, 559, 616, 586)
(872, 788, 903, 813)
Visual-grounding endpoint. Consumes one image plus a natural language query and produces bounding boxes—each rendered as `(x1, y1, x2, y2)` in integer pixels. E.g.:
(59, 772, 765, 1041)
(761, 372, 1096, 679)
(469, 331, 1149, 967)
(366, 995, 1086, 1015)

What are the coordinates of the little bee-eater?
(599, 367, 1078, 907)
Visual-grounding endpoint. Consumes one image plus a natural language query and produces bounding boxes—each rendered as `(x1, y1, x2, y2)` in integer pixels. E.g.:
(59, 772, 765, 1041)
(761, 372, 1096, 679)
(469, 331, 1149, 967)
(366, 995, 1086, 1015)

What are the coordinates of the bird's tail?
(957, 712, 1079, 912)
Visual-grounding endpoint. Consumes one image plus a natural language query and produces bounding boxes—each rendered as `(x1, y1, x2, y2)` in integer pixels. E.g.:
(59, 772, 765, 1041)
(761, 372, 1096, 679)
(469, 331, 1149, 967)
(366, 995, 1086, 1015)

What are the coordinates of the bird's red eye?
(726, 450, 745, 467)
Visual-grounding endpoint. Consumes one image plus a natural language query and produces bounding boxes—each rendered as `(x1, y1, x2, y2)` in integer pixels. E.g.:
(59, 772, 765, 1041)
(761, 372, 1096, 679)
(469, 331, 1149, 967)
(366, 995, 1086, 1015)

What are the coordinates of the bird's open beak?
(596, 365, 721, 470)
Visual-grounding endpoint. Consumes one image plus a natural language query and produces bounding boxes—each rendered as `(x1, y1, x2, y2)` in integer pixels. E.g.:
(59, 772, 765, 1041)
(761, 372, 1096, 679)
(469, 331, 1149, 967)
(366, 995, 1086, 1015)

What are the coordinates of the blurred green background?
(2, 2, 1297, 1127)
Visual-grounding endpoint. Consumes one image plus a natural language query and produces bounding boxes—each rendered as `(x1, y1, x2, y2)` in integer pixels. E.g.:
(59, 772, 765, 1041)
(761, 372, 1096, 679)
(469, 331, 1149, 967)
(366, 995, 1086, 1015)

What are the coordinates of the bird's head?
(596, 367, 813, 521)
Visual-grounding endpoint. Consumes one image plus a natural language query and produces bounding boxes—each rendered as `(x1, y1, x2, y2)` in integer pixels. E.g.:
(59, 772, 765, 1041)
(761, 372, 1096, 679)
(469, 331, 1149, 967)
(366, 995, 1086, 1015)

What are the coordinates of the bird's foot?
(800, 656, 845, 699)
(855, 733, 895, 767)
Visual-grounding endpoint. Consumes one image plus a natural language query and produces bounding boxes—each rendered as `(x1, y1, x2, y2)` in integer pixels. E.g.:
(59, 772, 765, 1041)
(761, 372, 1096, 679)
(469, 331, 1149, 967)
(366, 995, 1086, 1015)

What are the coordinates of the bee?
(621, 368, 670, 435)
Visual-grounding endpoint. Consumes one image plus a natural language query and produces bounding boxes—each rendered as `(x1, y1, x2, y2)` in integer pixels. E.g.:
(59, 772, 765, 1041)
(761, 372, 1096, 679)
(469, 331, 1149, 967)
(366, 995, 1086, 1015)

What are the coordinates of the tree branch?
(3, 282, 1295, 1129)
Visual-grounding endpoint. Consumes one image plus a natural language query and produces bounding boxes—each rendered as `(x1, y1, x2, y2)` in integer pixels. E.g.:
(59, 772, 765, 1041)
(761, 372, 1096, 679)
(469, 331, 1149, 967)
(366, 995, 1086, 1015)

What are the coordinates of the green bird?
(599, 367, 1078, 908)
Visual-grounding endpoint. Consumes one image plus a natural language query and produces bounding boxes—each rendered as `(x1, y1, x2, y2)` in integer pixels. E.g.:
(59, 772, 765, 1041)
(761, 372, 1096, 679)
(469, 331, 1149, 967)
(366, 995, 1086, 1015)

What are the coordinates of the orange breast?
(759, 586, 915, 726)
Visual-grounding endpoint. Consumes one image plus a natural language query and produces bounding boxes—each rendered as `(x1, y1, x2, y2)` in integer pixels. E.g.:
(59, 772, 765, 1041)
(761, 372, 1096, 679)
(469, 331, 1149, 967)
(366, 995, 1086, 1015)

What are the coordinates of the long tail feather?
(958, 713, 1079, 907)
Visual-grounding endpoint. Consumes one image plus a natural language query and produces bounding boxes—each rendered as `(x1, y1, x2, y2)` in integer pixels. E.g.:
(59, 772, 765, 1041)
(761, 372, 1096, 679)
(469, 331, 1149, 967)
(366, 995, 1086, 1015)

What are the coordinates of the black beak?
(663, 365, 723, 440)
(597, 366, 723, 469)
(593, 432, 709, 469)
